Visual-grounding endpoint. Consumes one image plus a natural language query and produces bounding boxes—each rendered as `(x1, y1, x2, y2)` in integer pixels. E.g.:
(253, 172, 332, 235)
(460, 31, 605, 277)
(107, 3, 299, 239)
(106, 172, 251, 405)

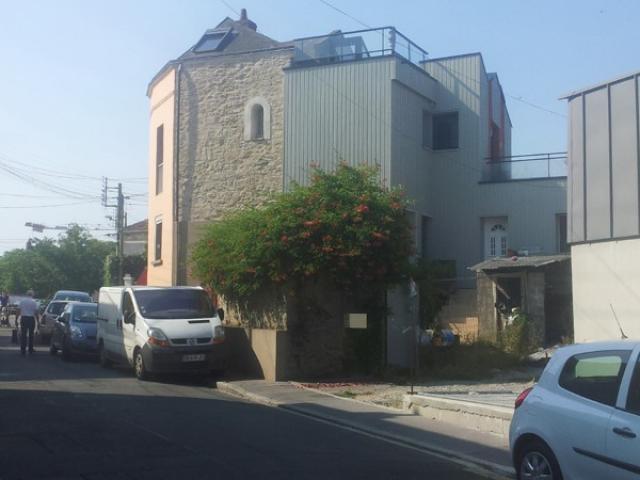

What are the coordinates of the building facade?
(147, 11, 567, 367)
(563, 71, 640, 342)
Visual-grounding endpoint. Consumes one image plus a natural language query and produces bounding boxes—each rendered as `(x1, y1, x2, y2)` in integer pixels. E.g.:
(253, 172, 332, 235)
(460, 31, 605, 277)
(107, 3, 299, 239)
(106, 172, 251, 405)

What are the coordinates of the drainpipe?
(172, 63, 182, 286)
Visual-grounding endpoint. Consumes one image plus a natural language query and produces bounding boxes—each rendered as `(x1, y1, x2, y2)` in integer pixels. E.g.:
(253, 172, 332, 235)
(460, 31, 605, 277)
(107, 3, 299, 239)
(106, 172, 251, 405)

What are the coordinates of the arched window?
(251, 103, 264, 140)
(244, 97, 271, 141)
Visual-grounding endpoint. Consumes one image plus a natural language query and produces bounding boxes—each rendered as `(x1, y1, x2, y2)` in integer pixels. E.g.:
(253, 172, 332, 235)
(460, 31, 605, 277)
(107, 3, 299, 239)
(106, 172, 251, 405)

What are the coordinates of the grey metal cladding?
(568, 95, 585, 243)
(610, 79, 639, 237)
(585, 87, 611, 241)
(283, 58, 394, 188)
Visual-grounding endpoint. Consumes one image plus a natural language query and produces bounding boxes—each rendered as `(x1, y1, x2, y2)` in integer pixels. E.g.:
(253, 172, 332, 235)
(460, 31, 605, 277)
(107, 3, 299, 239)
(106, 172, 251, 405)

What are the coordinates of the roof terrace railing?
(481, 152, 568, 182)
(291, 27, 428, 68)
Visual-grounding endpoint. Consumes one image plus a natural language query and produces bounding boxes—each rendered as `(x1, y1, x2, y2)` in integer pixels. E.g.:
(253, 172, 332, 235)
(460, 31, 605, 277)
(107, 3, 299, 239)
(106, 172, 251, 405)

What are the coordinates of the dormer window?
(244, 97, 271, 141)
(194, 29, 232, 53)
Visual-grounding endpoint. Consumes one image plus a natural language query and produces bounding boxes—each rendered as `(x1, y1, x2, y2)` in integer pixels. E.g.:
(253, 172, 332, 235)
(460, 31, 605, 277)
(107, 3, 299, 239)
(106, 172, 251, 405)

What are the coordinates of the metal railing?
(481, 152, 567, 182)
(291, 27, 428, 68)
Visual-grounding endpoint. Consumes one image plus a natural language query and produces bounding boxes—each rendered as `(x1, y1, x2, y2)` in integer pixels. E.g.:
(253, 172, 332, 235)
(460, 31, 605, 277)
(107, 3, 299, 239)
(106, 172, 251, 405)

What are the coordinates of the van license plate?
(182, 354, 205, 362)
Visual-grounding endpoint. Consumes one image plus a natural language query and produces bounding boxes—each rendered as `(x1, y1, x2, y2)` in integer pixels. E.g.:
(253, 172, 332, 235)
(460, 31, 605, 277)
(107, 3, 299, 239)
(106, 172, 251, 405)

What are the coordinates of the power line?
(0, 201, 92, 209)
(507, 94, 567, 118)
(318, 0, 372, 29)
(218, 0, 240, 16)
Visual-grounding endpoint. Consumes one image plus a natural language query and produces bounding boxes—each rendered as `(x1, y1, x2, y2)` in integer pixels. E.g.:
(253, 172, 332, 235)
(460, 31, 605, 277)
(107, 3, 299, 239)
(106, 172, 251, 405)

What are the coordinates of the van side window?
(122, 292, 134, 321)
(559, 350, 631, 407)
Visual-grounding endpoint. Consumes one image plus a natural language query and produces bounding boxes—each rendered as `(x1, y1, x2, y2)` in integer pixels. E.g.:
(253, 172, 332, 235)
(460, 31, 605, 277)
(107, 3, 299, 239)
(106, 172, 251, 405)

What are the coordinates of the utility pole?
(116, 183, 124, 284)
(102, 177, 125, 285)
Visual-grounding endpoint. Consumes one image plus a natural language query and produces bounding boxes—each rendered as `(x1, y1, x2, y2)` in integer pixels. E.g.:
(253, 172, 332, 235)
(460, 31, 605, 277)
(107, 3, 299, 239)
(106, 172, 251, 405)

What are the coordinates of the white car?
(510, 341, 640, 480)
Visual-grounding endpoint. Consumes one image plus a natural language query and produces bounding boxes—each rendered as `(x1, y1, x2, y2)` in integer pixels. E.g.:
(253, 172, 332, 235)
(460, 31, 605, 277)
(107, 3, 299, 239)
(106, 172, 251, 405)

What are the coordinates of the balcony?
(291, 27, 428, 69)
(481, 152, 568, 183)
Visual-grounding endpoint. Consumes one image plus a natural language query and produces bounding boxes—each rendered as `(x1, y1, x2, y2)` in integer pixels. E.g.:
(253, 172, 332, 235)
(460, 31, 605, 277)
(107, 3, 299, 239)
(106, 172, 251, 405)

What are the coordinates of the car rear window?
(559, 350, 631, 407)
(47, 302, 68, 315)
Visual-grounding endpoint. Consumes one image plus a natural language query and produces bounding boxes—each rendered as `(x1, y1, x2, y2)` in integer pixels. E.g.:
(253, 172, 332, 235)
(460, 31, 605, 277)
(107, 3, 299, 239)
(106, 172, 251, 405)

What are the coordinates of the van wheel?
(134, 349, 149, 381)
(517, 439, 563, 480)
(99, 343, 111, 368)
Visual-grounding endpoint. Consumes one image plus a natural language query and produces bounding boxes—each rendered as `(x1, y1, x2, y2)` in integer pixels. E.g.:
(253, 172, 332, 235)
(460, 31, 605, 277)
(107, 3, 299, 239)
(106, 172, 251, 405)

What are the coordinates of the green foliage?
(500, 311, 530, 356)
(191, 165, 414, 302)
(0, 226, 115, 297)
(418, 343, 521, 380)
(103, 253, 147, 286)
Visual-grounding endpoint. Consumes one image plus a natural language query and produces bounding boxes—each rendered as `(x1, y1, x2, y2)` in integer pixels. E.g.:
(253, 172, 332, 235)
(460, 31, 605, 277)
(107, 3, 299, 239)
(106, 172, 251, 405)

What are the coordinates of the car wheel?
(49, 342, 58, 355)
(133, 349, 149, 381)
(61, 338, 73, 362)
(517, 439, 563, 480)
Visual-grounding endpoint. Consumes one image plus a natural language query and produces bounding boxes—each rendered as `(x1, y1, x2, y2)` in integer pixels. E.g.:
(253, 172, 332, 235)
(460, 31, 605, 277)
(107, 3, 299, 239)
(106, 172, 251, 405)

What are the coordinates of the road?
(0, 330, 492, 480)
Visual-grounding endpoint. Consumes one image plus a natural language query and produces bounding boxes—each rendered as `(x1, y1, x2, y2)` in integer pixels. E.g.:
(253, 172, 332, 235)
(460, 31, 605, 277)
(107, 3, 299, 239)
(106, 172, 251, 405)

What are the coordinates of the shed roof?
(469, 254, 570, 272)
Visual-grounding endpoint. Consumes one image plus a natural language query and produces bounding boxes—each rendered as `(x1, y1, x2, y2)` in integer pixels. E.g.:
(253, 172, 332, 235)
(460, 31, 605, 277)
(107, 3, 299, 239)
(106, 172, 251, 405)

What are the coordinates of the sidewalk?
(217, 380, 514, 479)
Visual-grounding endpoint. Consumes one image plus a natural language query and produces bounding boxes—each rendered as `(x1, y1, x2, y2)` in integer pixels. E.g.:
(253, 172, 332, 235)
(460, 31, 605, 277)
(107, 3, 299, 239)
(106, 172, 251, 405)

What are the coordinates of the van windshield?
(133, 289, 214, 320)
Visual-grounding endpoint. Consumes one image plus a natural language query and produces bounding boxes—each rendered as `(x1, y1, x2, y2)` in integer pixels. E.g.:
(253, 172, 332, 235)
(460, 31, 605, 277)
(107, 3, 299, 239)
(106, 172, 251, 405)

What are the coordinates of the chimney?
(238, 8, 257, 31)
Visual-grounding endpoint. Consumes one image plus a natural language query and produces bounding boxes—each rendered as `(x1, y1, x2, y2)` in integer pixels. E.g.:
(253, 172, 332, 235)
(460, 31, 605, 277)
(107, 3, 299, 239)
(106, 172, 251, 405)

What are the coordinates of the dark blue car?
(50, 302, 98, 360)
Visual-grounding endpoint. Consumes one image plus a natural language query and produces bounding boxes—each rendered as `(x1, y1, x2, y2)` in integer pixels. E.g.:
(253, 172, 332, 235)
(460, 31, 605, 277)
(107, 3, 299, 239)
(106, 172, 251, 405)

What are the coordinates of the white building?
(563, 70, 640, 342)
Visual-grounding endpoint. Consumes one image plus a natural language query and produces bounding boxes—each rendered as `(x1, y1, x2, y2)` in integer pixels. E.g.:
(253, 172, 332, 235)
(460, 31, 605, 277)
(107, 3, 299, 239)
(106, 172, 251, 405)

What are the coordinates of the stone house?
(146, 10, 567, 378)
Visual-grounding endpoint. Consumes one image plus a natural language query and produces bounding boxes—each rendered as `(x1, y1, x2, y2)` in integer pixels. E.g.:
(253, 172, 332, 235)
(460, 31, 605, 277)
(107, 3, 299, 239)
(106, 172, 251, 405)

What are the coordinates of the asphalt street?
(0, 329, 492, 480)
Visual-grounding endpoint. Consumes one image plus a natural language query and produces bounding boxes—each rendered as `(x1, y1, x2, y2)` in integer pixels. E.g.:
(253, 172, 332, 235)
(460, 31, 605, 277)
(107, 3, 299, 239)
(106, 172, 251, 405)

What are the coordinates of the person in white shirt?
(18, 290, 39, 355)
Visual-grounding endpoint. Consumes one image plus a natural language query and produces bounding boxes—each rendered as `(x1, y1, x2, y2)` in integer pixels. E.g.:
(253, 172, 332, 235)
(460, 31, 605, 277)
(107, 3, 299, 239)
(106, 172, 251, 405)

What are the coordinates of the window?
(243, 98, 271, 141)
(626, 359, 640, 415)
(422, 111, 432, 148)
(155, 125, 164, 195)
(420, 216, 430, 258)
(122, 292, 135, 323)
(556, 213, 568, 253)
(251, 104, 264, 140)
(154, 220, 162, 262)
(559, 350, 631, 406)
(433, 112, 459, 150)
(193, 29, 231, 53)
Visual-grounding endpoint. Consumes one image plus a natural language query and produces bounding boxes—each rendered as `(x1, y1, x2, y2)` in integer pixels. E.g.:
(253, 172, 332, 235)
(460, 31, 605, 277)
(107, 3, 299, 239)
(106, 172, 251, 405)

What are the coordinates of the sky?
(0, 0, 638, 254)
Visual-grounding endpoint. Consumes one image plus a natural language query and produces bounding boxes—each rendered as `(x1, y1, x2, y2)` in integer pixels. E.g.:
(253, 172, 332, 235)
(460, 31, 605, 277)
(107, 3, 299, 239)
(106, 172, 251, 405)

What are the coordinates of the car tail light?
(515, 387, 533, 409)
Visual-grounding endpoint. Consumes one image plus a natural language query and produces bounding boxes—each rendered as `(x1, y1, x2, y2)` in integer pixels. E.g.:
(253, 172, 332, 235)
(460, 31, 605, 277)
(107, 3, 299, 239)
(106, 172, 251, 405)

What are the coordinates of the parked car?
(97, 286, 226, 380)
(52, 290, 92, 302)
(510, 341, 640, 480)
(50, 302, 98, 360)
(39, 300, 69, 341)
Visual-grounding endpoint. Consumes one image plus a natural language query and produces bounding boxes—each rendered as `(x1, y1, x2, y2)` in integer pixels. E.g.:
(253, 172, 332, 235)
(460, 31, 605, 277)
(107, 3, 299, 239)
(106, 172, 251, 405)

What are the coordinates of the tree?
(191, 165, 414, 303)
(0, 226, 115, 297)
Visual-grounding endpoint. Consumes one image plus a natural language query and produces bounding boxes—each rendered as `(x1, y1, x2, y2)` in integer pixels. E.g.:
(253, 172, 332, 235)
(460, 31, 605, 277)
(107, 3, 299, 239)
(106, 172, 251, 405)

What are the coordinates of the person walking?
(17, 289, 39, 355)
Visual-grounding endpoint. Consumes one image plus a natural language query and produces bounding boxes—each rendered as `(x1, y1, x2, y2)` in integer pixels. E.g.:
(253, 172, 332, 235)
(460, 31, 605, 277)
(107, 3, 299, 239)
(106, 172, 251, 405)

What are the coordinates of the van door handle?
(613, 427, 636, 439)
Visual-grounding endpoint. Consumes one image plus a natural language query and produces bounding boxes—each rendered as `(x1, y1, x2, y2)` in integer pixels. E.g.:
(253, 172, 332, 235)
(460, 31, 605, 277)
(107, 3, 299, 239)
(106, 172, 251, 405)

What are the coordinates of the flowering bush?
(191, 165, 413, 302)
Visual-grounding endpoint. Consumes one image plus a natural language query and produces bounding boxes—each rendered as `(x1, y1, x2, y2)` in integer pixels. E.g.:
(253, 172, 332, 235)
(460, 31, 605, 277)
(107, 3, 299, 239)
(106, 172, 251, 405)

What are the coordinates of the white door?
(605, 350, 640, 479)
(484, 217, 508, 258)
(121, 291, 137, 363)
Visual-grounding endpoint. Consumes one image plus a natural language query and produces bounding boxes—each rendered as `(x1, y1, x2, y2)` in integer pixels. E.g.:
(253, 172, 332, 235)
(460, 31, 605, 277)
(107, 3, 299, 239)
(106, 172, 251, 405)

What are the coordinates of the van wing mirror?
(217, 308, 225, 322)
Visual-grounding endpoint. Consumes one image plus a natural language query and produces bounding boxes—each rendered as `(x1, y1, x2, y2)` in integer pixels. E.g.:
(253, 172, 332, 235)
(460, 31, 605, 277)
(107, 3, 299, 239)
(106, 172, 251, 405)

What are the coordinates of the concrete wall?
(572, 239, 640, 342)
(175, 49, 291, 283)
(147, 68, 176, 286)
(566, 73, 640, 243)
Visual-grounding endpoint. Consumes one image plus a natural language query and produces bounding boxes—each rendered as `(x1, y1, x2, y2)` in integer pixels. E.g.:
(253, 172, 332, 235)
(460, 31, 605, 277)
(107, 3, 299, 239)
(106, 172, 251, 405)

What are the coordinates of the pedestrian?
(0, 291, 8, 326)
(17, 289, 39, 355)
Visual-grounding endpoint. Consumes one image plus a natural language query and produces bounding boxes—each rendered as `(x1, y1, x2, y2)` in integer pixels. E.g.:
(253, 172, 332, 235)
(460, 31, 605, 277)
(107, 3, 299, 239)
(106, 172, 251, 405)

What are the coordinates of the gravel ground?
(298, 366, 542, 410)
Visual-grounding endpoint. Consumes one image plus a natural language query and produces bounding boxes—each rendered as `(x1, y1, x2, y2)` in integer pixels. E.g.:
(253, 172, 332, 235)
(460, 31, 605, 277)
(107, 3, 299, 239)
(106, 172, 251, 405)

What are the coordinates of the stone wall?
(175, 49, 292, 283)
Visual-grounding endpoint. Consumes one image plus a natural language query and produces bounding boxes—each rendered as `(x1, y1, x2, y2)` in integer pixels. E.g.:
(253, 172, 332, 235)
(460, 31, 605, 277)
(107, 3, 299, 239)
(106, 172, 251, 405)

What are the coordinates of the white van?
(96, 286, 226, 380)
